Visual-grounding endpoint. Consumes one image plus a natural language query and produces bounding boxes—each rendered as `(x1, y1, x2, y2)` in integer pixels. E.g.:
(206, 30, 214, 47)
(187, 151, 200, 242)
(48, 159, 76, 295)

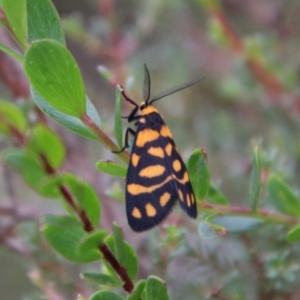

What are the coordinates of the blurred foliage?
(1, 0, 300, 299)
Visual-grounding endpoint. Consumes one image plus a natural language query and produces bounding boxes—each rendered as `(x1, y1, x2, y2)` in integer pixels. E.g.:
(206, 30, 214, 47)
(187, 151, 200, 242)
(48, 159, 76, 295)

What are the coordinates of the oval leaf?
(2, 0, 27, 48)
(2, 148, 30, 172)
(212, 216, 262, 232)
(25, 39, 86, 117)
(89, 291, 125, 300)
(32, 89, 100, 139)
(198, 221, 228, 240)
(61, 173, 101, 228)
(0, 99, 27, 136)
(27, 0, 65, 44)
(146, 276, 169, 300)
(127, 280, 146, 300)
(286, 224, 300, 243)
(90, 291, 124, 300)
(267, 174, 300, 218)
(97, 65, 113, 81)
(81, 272, 123, 287)
(206, 184, 229, 206)
(112, 223, 126, 265)
(2, 148, 60, 198)
(41, 215, 102, 263)
(27, 124, 65, 170)
(95, 160, 127, 177)
(78, 230, 107, 254)
(105, 235, 138, 281)
(187, 148, 210, 200)
(250, 147, 261, 211)
(114, 87, 123, 148)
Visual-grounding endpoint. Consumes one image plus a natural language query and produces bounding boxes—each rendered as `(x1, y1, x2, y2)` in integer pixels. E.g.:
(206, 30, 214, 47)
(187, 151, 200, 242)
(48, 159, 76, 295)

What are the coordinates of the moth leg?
(112, 127, 136, 153)
(118, 84, 141, 122)
(122, 106, 140, 122)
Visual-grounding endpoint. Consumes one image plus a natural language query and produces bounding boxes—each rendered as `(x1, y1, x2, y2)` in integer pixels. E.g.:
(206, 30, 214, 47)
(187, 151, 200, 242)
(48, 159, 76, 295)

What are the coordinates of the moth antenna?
(143, 64, 151, 103)
(150, 77, 204, 104)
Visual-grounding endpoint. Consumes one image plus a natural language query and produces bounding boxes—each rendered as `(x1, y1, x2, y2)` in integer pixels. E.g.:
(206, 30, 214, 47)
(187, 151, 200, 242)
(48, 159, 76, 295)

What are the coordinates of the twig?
(206, 4, 283, 95)
(81, 113, 130, 164)
(57, 180, 134, 293)
(200, 200, 298, 226)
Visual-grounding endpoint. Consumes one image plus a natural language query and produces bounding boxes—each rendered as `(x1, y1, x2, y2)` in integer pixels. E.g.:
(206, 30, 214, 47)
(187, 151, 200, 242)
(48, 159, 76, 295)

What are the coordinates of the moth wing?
(165, 144, 197, 219)
(125, 116, 197, 231)
(125, 132, 178, 231)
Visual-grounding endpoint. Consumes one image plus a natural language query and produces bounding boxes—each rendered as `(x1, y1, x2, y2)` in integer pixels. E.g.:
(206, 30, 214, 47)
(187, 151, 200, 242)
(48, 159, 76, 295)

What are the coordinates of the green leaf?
(97, 65, 113, 81)
(61, 173, 101, 228)
(0, 43, 23, 62)
(207, 17, 228, 47)
(2, 0, 27, 48)
(112, 223, 126, 265)
(106, 182, 124, 201)
(41, 215, 102, 263)
(187, 148, 210, 200)
(32, 89, 101, 140)
(212, 216, 262, 232)
(3, 148, 35, 174)
(127, 280, 146, 300)
(114, 87, 123, 149)
(206, 184, 229, 205)
(267, 174, 300, 218)
(78, 230, 107, 254)
(197, 0, 220, 9)
(22, 163, 60, 198)
(286, 224, 300, 243)
(146, 276, 169, 300)
(81, 272, 123, 287)
(250, 147, 261, 211)
(27, 0, 65, 44)
(2, 148, 60, 198)
(27, 124, 65, 170)
(0, 99, 27, 136)
(24, 39, 86, 117)
(105, 235, 138, 281)
(198, 221, 228, 239)
(90, 291, 125, 300)
(95, 160, 127, 177)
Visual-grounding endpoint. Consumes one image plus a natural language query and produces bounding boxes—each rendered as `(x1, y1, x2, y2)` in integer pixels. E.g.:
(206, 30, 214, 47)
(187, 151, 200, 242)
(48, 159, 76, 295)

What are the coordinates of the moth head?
(140, 101, 148, 111)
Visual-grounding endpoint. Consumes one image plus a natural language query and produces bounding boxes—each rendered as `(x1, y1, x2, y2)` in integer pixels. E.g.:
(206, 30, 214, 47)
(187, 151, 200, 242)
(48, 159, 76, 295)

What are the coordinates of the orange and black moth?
(115, 64, 201, 232)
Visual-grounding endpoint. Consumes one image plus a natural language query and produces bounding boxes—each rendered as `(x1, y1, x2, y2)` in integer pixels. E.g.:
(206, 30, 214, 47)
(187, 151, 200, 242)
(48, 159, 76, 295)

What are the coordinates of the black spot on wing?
(126, 181, 178, 232)
(160, 138, 198, 219)
(177, 180, 197, 218)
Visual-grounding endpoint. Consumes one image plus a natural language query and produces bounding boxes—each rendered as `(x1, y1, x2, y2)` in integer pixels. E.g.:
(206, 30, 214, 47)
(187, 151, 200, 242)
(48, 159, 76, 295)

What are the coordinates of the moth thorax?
(141, 105, 158, 116)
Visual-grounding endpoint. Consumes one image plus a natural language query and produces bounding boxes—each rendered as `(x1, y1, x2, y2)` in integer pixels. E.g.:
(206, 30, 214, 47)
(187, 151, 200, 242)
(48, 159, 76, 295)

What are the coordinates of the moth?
(115, 64, 201, 231)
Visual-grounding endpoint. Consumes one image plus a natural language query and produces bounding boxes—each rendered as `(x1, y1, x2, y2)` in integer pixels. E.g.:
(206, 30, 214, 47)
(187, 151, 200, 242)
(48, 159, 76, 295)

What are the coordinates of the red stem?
(208, 6, 284, 96)
(201, 201, 298, 226)
(99, 244, 134, 292)
(57, 173, 134, 292)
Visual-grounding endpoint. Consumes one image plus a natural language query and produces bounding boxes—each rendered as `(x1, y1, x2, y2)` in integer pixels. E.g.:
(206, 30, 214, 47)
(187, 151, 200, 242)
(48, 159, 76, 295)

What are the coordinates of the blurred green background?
(1, 0, 300, 299)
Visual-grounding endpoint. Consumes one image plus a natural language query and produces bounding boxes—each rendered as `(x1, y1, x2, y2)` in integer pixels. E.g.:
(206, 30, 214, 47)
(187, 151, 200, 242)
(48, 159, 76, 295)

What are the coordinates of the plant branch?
(207, 4, 279, 90)
(0, 42, 24, 62)
(4, 115, 134, 293)
(206, 4, 283, 95)
(81, 113, 130, 164)
(99, 244, 134, 292)
(200, 200, 298, 226)
(58, 184, 134, 293)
